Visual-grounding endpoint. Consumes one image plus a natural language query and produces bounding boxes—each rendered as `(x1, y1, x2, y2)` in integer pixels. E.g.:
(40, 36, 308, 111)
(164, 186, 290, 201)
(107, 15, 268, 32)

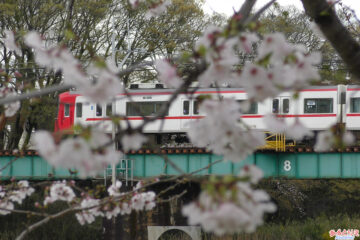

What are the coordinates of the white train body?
(58, 84, 359, 138)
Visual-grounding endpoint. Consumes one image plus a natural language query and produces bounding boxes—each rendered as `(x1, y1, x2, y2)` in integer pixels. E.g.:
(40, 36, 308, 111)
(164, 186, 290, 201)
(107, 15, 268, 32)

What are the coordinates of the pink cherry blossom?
(34, 130, 120, 177)
(44, 181, 75, 205)
(3, 30, 21, 55)
(76, 198, 103, 225)
(182, 181, 276, 235)
(239, 165, 263, 184)
(145, 0, 171, 19)
(121, 133, 147, 152)
(155, 59, 182, 88)
(188, 99, 265, 162)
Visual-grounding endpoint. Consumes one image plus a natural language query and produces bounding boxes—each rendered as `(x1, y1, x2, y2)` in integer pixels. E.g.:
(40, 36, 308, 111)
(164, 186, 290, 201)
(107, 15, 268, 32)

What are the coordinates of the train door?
(94, 103, 103, 118)
(181, 99, 191, 129)
(272, 97, 291, 116)
(62, 103, 72, 129)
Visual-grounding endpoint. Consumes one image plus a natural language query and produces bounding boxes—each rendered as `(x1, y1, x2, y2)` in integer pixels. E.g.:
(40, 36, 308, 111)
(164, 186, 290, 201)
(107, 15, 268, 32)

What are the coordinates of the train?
(54, 84, 360, 144)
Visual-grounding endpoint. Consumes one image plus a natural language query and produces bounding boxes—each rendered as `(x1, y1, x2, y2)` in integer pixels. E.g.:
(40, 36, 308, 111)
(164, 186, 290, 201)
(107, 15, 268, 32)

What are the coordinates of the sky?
(203, 0, 360, 17)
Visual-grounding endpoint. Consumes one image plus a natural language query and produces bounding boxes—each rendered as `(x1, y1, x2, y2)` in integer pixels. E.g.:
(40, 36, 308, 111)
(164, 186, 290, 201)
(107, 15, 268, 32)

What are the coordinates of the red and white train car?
(55, 84, 349, 142)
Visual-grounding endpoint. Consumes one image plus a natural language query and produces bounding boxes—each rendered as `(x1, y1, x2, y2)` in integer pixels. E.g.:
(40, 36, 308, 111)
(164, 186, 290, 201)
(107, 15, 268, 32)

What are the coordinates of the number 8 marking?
(284, 160, 291, 171)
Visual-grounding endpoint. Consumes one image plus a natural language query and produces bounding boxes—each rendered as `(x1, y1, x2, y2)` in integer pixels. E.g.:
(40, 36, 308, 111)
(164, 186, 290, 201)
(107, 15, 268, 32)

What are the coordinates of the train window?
(106, 104, 112, 116)
(76, 103, 82, 118)
(237, 100, 258, 114)
(350, 98, 360, 113)
(272, 99, 279, 113)
(283, 99, 289, 113)
(183, 101, 189, 115)
(96, 104, 103, 116)
(193, 101, 199, 115)
(304, 98, 333, 113)
(126, 102, 169, 116)
(64, 104, 70, 117)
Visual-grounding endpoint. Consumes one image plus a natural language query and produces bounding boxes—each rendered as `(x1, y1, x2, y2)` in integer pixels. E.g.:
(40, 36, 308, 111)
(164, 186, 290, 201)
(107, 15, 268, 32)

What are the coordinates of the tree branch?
(0, 84, 73, 105)
(15, 207, 74, 240)
(301, 0, 360, 78)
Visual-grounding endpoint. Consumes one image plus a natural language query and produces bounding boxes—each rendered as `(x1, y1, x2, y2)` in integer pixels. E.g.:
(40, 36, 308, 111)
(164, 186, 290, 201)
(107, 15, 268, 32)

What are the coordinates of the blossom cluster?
(0, 181, 34, 215)
(188, 99, 265, 162)
(33, 130, 120, 177)
(44, 181, 76, 205)
(76, 180, 156, 225)
(24, 32, 123, 103)
(182, 165, 276, 235)
(314, 128, 355, 152)
(0, 86, 20, 117)
(129, 0, 171, 19)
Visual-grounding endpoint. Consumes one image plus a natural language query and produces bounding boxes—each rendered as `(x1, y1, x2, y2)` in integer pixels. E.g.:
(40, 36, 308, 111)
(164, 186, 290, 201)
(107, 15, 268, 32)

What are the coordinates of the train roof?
(64, 85, 343, 96)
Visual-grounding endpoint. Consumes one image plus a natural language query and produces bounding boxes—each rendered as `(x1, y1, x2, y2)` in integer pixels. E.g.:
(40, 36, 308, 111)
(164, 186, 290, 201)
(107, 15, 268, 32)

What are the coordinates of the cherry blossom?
(182, 180, 276, 235)
(107, 180, 123, 197)
(8, 181, 35, 204)
(195, 25, 221, 51)
(239, 165, 263, 184)
(188, 99, 265, 162)
(24, 32, 123, 103)
(145, 0, 171, 19)
(343, 131, 355, 146)
(121, 133, 148, 152)
(315, 130, 355, 152)
(84, 65, 124, 103)
(196, 29, 239, 87)
(238, 33, 259, 54)
(239, 64, 279, 101)
(104, 205, 121, 219)
(263, 114, 313, 140)
(3, 30, 21, 55)
(33, 130, 120, 177)
(257, 33, 293, 63)
(76, 198, 103, 225)
(155, 59, 182, 88)
(315, 130, 335, 152)
(128, 0, 171, 18)
(0, 181, 34, 215)
(0, 88, 20, 117)
(128, 0, 141, 8)
(131, 191, 156, 211)
(0, 201, 14, 215)
(4, 99, 20, 117)
(44, 181, 75, 205)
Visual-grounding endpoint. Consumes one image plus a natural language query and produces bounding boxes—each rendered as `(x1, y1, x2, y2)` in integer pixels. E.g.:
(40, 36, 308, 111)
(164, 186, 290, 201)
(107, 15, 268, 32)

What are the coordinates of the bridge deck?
(0, 151, 359, 179)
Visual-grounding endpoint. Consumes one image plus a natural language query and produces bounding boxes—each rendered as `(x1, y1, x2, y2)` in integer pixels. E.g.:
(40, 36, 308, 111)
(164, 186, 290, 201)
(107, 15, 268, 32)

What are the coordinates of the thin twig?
(0, 208, 49, 217)
(245, 0, 276, 25)
(157, 189, 187, 203)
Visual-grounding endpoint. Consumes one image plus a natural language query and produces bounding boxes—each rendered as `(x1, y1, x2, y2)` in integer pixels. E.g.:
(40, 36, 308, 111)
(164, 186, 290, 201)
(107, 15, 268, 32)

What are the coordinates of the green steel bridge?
(1, 149, 360, 181)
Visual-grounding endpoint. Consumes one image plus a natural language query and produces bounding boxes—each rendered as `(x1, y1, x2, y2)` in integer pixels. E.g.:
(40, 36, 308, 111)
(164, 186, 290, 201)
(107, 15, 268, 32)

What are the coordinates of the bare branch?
(0, 84, 73, 105)
(245, 0, 276, 24)
(301, 0, 360, 79)
(238, 0, 257, 21)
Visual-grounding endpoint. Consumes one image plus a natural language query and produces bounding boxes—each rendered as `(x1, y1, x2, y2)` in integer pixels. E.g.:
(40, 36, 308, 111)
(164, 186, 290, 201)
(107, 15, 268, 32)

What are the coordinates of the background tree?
(0, 0, 214, 150)
(259, 4, 352, 85)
